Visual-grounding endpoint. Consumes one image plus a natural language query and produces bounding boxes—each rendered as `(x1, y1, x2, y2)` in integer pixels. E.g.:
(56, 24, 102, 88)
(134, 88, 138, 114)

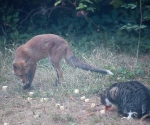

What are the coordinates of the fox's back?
(14, 34, 70, 62)
(26, 34, 68, 50)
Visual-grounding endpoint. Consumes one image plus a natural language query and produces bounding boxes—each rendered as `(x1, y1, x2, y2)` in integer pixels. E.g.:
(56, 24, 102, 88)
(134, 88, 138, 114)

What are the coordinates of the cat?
(100, 81, 150, 119)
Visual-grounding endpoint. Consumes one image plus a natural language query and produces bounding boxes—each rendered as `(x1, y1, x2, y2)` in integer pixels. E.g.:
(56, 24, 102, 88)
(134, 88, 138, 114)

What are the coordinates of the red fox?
(13, 34, 113, 89)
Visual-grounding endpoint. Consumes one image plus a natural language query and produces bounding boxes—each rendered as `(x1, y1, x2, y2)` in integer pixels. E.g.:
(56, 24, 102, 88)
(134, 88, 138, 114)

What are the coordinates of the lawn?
(0, 46, 150, 125)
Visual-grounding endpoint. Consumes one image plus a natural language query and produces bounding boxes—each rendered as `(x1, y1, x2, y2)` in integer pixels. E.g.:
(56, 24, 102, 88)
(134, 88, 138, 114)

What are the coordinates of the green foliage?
(1, 9, 20, 32)
(0, 0, 150, 54)
(76, 36, 91, 52)
(54, 0, 62, 6)
(113, 62, 145, 82)
(55, 0, 96, 12)
(116, 67, 135, 80)
(134, 63, 145, 76)
(120, 23, 147, 31)
(111, 0, 123, 8)
(76, 3, 87, 10)
(69, 122, 77, 125)
(9, 31, 28, 43)
(143, 5, 150, 21)
(118, 1, 150, 54)
(121, 3, 137, 9)
(76, 0, 95, 11)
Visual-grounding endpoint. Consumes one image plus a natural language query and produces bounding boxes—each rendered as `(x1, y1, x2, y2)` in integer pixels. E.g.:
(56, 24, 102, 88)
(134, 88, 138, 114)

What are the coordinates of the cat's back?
(110, 81, 148, 93)
(108, 81, 150, 104)
(101, 81, 150, 118)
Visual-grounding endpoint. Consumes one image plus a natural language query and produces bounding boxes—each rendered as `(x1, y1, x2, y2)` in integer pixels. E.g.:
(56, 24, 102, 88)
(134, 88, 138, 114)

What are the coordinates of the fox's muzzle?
(22, 73, 32, 89)
(22, 75, 29, 84)
(21, 73, 30, 85)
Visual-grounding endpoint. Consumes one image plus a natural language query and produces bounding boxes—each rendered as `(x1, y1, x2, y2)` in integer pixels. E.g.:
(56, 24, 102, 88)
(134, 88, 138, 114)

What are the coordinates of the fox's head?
(13, 60, 30, 84)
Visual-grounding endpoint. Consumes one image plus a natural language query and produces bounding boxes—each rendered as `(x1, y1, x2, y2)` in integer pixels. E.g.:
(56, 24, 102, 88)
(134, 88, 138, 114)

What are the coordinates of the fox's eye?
(18, 75, 23, 77)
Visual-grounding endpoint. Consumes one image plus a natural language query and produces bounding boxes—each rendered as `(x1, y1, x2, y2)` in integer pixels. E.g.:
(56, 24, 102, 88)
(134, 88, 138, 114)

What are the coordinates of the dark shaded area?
(0, 0, 150, 54)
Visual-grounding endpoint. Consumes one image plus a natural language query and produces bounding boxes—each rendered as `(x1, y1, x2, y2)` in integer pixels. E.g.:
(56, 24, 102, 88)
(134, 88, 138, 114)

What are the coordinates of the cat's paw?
(121, 116, 132, 120)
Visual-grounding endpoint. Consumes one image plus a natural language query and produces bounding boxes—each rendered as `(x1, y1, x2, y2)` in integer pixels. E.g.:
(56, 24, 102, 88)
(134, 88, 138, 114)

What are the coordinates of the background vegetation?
(0, 0, 150, 54)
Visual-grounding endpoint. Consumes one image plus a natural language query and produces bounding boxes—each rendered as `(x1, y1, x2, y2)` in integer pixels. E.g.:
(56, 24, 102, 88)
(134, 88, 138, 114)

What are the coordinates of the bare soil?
(0, 48, 150, 125)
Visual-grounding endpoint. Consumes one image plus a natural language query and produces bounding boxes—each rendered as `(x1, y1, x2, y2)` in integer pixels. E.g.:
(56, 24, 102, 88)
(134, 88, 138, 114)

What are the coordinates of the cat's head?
(100, 90, 112, 109)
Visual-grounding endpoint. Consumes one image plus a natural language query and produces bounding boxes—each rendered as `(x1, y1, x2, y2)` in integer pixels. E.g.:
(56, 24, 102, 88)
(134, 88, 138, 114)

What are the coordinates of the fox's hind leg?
(49, 44, 66, 85)
(51, 62, 63, 85)
(48, 48, 65, 85)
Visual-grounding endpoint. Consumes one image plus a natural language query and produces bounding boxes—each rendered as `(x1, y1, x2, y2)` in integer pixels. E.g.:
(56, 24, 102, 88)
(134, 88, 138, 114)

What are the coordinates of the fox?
(13, 34, 113, 90)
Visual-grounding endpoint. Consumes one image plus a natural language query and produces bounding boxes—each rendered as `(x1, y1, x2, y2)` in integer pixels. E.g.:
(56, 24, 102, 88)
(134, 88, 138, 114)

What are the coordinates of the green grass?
(0, 45, 150, 125)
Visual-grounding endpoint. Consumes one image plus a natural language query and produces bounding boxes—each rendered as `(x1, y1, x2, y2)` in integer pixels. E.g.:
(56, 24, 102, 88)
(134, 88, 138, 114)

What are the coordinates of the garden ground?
(0, 46, 150, 125)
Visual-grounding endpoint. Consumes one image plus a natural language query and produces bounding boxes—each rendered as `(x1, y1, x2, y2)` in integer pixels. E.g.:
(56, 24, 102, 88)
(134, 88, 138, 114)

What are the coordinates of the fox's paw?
(23, 84, 31, 90)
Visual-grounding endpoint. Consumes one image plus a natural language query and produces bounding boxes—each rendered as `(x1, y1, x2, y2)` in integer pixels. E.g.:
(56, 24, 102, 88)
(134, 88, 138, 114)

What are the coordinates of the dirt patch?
(1, 48, 150, 125)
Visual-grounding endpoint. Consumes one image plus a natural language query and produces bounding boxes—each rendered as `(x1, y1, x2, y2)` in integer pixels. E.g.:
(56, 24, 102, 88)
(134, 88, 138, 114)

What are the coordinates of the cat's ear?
(110, 87, 118, 98)
(99, 90, 106, 98)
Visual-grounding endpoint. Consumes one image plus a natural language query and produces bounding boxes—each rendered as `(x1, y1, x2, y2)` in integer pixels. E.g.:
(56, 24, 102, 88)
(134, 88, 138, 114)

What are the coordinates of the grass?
(0, 45, 150, 125)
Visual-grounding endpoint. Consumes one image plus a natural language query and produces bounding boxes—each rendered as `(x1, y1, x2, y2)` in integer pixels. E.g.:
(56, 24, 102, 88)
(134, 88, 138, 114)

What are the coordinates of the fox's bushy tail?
(65, 47, 113, 75)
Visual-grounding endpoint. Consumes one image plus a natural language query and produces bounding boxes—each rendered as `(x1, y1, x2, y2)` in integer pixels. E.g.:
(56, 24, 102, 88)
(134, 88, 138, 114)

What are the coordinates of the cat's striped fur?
(100, 81, 150, 119)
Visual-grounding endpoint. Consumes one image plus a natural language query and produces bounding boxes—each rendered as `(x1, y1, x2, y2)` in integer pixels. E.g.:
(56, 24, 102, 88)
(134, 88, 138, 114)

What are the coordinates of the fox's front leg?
(23, 64, 37, 90)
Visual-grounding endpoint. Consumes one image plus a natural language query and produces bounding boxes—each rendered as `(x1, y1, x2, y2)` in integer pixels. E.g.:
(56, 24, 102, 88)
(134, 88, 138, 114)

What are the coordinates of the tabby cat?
(100, 81, 150, 119)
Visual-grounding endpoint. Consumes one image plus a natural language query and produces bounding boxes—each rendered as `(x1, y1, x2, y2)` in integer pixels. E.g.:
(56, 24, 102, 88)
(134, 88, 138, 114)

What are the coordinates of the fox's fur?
(13, 34, 113, 89)
(100, 81, 150, 119)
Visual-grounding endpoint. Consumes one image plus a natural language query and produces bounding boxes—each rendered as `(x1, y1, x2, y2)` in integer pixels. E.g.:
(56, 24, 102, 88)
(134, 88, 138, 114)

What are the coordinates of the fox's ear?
(24, 59, 30, 67)
(13, 63, 20, 70)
